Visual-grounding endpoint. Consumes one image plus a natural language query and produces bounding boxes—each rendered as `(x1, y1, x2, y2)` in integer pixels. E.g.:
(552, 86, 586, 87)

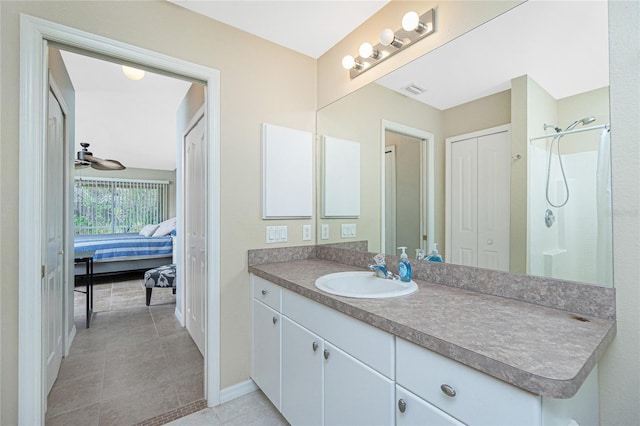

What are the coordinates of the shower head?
(565, 116, 596, 131)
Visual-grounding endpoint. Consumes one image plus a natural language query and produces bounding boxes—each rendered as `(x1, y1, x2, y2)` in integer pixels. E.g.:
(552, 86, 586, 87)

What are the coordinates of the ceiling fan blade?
(74, 160, 90, 169)
(90, 158, 126, 170)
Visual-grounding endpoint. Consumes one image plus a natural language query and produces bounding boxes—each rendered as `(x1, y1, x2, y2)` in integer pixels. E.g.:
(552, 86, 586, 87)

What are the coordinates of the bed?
(74, 233, 174, 275)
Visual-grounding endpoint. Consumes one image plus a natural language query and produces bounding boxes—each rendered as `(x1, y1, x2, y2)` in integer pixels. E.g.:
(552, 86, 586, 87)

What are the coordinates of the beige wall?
(0, 2, 315, 424)
(600, 1, 640, 424)
(443, 90, 511, 138)
(557, 86, 610, 154)
(317, 0, 524, 108)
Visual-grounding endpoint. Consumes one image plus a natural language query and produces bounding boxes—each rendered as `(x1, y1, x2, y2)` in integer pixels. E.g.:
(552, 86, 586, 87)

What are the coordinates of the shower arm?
(529, 124, 610, 142)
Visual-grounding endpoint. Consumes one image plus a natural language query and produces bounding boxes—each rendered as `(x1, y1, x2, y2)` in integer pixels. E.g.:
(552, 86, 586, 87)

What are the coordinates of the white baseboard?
(65, 325, 77, 356)
(219, 379, 258, 404)
(174, 306, 184, 327)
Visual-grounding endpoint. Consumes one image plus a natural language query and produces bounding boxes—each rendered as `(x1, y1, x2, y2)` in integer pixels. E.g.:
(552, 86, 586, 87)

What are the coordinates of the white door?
(185, 115, 206, 355)
(281, 317, 323, 425)
(450, 138, 478, 267)
(44, 88, 65, 394)
(477, 132, 511, 271)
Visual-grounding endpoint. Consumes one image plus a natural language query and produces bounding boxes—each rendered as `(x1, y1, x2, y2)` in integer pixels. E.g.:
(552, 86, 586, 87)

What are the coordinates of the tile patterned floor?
(46, 274, 204, 426)
(166, 391, 288, 426)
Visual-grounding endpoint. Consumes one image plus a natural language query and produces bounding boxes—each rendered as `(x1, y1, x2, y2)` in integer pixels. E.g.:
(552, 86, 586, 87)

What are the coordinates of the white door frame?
(19, 14, 221, 425)
(380, 120, 435, 255)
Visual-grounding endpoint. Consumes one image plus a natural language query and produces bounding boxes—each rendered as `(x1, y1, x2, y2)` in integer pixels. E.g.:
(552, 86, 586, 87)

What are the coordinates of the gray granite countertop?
(249, 258, 616, 399)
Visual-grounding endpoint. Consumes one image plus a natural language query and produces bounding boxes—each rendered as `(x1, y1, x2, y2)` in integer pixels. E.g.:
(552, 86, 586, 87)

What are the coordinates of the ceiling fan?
(75, 143, 126, 170)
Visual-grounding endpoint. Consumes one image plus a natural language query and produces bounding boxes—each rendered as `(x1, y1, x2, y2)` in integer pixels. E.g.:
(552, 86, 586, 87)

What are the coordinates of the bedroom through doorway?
(46, 47, 208, 424)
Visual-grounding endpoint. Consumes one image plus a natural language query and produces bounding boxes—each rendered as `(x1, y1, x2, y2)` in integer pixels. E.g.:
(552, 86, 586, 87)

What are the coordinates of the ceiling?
(61, 50, 192, 171)
(167, 0, 390, 58)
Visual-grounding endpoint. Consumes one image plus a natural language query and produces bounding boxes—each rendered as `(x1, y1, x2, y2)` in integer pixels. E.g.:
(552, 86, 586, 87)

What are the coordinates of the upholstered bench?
(143, 264, 176, 306)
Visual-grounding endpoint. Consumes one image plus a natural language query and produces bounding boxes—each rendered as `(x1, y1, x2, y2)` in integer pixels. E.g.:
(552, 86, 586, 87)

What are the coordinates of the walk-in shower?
(528, 117, 612, 286)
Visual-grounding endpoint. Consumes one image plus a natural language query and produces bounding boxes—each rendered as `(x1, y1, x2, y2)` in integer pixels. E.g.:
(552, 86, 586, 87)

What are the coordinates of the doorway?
(18, 15, 221, 425)
(380, 121, 435, 258)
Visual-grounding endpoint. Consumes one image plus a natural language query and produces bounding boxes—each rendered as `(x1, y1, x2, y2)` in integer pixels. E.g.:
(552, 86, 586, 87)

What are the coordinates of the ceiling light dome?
(122, 65, 145, 81)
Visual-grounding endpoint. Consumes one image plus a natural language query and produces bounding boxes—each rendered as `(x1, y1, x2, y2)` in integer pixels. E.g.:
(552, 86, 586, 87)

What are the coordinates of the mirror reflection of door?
(385, 131, 423, 258)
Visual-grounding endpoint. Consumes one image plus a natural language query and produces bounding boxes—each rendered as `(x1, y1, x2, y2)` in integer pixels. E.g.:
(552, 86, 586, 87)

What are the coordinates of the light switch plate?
(341, 224, 356, 238)
(303, 224, 312, 241)
(266, 225, 288, 243)
(321, 224, 329, 240)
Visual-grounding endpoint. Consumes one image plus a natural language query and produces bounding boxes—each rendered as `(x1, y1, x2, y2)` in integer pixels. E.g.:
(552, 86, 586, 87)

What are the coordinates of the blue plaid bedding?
(74, 233, 173, 262)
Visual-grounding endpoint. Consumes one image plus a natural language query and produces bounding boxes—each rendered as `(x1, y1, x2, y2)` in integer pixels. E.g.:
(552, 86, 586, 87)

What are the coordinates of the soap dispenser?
(397, 247, 412, 282)
(426, 243, 443, 262)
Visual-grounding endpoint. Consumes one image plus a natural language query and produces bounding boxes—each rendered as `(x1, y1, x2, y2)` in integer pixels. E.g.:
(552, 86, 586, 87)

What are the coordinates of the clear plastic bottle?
(397, 247, 412, 282)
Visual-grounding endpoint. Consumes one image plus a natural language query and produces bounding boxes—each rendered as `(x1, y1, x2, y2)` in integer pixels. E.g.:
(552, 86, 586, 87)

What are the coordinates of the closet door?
(477, 132, 511, 271)
(450, 138, 478, 267)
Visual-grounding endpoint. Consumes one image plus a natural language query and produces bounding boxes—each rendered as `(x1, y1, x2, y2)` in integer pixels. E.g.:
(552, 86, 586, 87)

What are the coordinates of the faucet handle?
(373, 253, 386, 265)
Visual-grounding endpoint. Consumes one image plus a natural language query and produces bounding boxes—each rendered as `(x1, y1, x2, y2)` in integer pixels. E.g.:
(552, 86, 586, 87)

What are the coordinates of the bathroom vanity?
(248, 247, 615, 426)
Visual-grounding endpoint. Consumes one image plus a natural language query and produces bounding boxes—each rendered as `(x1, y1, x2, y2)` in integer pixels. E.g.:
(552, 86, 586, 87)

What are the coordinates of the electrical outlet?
(303, 224, 312, 241)
(321, 224, 329, 240)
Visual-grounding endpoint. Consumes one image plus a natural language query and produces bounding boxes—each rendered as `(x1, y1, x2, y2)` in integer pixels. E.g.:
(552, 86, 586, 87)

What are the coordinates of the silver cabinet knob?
(440, 384, 456, 397)
(323, 349, 330, 360)
(487, 239, 493, 245)
(312, 341, 318, 352)
(398, 399, 407, 413)
(272, 316, 278, 325)
(261, 289, 268, 296)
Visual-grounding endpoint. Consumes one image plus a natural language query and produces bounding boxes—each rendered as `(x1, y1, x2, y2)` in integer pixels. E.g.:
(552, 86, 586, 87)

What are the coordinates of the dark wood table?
(74, 250, 95, 328)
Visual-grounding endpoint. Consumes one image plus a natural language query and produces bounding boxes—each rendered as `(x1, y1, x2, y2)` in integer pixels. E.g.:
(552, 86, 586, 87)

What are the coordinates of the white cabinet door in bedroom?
(185, 113, 206, 356)
(44, 88, 65, 395)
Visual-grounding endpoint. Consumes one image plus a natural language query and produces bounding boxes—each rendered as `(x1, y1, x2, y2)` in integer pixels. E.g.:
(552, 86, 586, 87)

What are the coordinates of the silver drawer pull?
(398, 399, 407, 413)
(440, 384, 456, 397)
(261, 289, 268, 296)
(272, 316, 278, 325)
(323, 349, 330, 360)
(312, 341, 318, 352)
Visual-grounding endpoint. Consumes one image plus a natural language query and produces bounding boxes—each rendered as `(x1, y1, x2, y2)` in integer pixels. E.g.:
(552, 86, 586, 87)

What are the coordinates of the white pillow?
(139, 224, 159, 237)
(152, 217, 176, 237)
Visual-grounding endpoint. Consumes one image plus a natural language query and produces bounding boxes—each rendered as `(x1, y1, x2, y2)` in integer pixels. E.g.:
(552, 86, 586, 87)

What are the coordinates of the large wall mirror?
(316, 0, 613, 288)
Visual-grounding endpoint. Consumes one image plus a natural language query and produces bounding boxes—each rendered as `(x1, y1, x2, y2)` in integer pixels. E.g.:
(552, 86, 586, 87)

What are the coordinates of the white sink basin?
(314, 271, 418, 299)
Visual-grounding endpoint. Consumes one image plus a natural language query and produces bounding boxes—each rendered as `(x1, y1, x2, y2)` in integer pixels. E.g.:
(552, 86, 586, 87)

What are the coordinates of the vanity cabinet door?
(396, 385, 465, 426)
(281, 317, 323, 426)
(323, 342, 394, 426)
(251, 299, 281, 410)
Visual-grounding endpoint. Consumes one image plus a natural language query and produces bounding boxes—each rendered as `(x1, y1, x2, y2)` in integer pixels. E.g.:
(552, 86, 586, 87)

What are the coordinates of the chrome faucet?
(369, 264, 392, 279)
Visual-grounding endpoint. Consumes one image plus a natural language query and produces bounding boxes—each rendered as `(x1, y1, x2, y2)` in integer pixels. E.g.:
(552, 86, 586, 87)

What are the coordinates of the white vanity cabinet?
(323, 341, 394, 425)
(281, 317, 323, 425)
(251, 277, 282, 410)
(396, 385, 465, 426)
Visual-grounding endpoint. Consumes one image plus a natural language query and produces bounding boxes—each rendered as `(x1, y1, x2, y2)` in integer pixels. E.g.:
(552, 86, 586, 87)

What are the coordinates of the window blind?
(74, 177, 169, 235)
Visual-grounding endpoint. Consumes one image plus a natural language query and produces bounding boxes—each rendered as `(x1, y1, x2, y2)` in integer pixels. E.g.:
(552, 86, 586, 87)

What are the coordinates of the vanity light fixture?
(341, 8, 436, 79)
(122, 65, 145, 81)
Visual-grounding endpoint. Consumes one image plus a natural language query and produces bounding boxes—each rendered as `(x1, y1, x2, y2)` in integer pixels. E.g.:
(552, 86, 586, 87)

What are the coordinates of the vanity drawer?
(252, 275, 281, 311)
(396, 338, 541, 426)
(282, 288, 394, 379)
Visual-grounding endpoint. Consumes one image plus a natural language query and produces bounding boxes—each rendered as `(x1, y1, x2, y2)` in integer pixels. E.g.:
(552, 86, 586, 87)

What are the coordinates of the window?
(74, 177, 169, 235)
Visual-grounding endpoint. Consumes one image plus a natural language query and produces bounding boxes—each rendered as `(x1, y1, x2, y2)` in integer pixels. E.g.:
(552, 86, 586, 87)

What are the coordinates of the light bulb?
(380, 28, 403, 48)
(122, 65, 145, 80)
(402, 11, 420, 31)
(359, 42, 373, 58)
(379, 28, 395, 46)
(342, 55, 355, 70)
